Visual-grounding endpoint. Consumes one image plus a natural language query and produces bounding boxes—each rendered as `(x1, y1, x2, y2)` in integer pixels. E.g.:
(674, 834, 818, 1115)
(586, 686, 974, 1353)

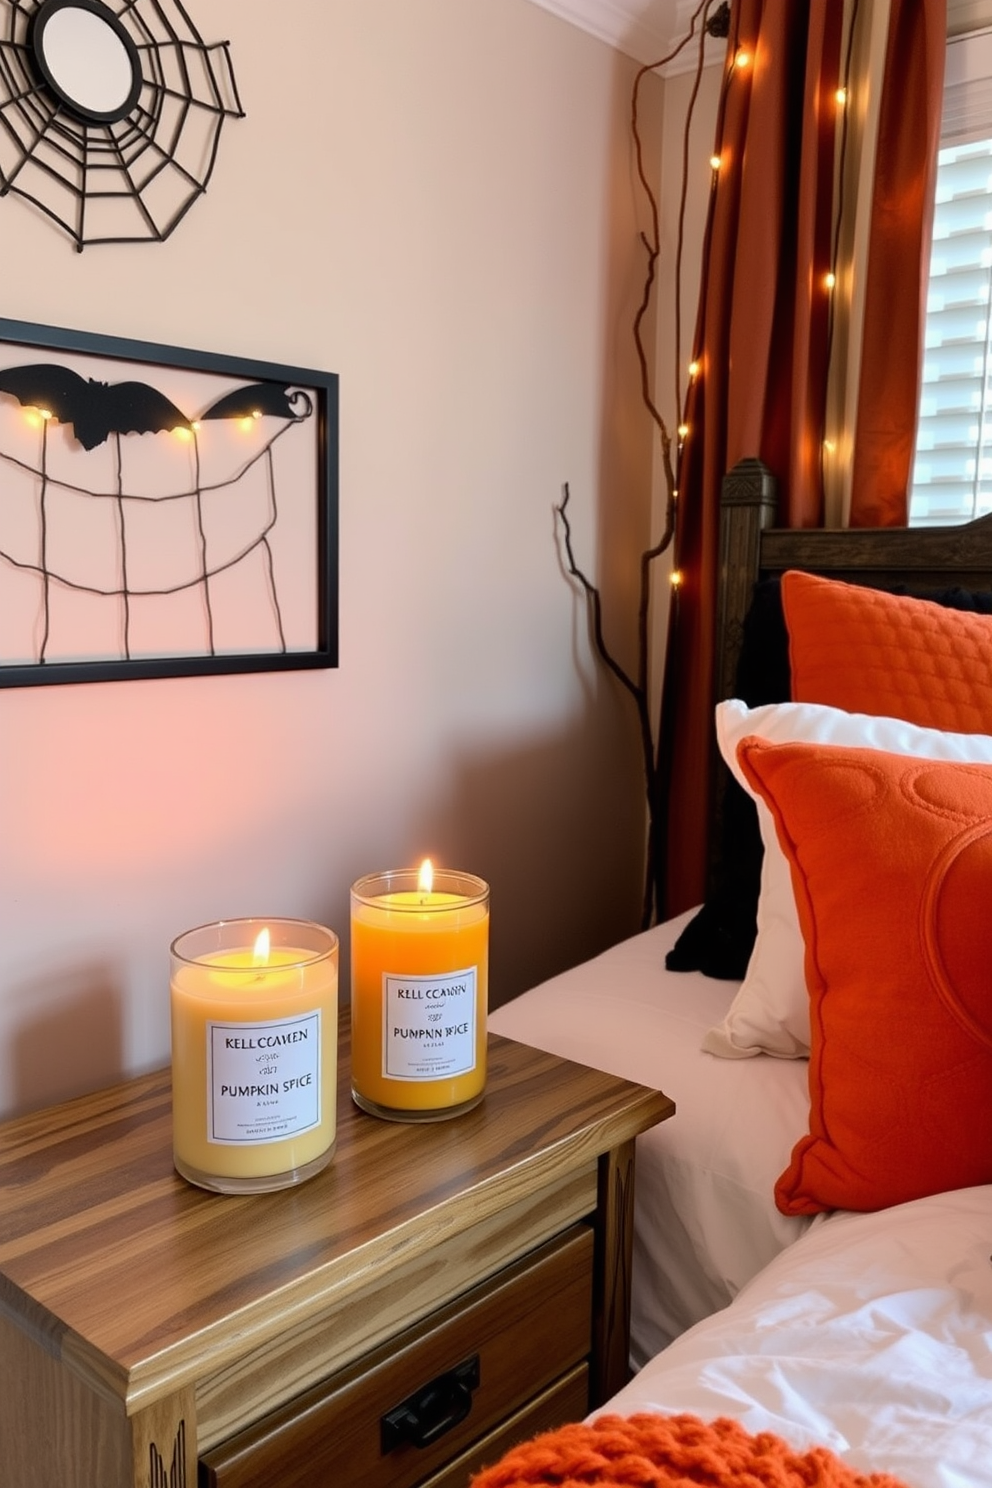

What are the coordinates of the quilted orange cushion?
(781, 569, 992, 732)
(737, 735, 992, 1215)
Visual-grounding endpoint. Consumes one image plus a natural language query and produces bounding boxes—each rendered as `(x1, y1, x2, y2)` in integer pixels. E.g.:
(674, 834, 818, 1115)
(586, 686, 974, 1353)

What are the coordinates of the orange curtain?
(655, 0, 946, 918)
(849, 0, 945, 526)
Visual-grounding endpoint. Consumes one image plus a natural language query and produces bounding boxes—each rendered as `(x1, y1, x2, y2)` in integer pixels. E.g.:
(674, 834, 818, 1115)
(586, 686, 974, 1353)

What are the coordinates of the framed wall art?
(0, 317, 338, 687)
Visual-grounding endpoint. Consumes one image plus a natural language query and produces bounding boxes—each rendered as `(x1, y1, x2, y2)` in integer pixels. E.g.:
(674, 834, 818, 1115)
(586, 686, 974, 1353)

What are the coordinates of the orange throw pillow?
(737, 736, 992, 1215)
(781, 569, 992, 733)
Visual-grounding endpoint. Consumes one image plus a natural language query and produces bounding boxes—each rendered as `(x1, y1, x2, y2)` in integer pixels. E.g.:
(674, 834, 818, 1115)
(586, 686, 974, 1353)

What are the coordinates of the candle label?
(206, 1010, 322, 1144)
(383, 968, 477, 1080)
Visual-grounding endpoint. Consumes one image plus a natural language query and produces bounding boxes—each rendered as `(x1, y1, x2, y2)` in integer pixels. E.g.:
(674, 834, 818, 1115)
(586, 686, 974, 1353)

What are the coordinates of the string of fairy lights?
(667, 9, 857, 591)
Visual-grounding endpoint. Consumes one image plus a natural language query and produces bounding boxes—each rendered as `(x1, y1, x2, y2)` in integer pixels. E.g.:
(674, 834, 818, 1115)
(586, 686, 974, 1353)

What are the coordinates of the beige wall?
(0, 0, 667, 1117)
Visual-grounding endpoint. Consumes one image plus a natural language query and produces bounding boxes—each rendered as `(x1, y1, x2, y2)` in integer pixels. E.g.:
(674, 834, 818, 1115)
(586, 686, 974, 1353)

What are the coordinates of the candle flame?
(253, 927, 271, 965)
(418, 859, 434, 895)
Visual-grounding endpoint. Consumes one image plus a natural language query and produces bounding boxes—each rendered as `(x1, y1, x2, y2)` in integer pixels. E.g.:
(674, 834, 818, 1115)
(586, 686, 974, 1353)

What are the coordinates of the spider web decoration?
(0, 0, 244, 250)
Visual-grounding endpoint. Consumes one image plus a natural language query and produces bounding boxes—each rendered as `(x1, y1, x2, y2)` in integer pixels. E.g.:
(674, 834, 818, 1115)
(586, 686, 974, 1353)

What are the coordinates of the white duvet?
(600, 1184, 992, 1487)
(492, 916, 992, 1483)
(490, 910, 813, 1363)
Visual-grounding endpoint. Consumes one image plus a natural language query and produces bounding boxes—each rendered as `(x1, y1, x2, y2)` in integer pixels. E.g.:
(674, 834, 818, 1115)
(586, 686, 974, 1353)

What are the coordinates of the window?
(910, 29, 992, 525)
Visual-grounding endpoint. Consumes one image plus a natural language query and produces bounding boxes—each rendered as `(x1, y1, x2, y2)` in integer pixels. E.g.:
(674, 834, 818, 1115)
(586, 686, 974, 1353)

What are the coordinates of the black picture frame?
(0, 317, 338, 687)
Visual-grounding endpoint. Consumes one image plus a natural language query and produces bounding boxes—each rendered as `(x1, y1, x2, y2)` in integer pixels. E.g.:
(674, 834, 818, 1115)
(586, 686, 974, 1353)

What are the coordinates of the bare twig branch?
(558, 5, 720, 926)
(557, 482, 640, 701)
(557, 485, 656, 884)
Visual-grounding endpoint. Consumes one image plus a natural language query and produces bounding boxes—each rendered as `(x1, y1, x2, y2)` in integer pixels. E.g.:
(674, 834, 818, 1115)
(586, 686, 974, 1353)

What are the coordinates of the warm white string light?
(677, 35, 765, 477)
(682, 35, 856, 526)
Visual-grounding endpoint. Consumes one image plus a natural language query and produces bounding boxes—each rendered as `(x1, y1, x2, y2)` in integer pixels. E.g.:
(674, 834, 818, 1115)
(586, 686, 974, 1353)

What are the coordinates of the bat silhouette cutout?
(0, 363, 192, 449)
(200, 382, 312, 421)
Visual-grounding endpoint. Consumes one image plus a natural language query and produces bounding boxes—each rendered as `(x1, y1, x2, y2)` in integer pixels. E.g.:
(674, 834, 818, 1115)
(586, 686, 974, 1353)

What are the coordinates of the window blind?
(910, 29, 992, 525)
(910, 138, 992, 526)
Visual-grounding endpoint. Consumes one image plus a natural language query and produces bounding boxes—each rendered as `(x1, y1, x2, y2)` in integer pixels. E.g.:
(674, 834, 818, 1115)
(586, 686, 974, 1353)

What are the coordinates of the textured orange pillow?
(781, 569, 992, 732)
(737, 736, 992, 1216)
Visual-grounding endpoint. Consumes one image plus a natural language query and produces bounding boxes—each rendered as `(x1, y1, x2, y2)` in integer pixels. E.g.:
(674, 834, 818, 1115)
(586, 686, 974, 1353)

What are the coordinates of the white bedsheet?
(599, 1185, 992, 1488)
(489, 911, 813, 1363)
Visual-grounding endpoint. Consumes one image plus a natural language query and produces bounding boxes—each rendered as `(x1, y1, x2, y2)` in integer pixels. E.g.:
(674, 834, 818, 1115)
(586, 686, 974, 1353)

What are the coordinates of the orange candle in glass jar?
(350, 862, 489, 1121)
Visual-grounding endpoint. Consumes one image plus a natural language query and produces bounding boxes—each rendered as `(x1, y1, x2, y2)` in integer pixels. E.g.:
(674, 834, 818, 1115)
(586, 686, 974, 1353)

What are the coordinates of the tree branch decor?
(556, 0, 730, 929)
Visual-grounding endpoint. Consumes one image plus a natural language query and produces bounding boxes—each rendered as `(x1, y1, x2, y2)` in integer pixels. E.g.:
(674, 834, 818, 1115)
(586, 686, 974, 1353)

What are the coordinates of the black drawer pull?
(381, 1354, 481, 1453)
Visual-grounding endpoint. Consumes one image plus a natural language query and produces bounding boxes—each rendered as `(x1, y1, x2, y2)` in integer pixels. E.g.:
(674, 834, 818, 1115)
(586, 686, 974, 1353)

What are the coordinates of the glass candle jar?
(170, 917, 338, 1193)
(350, 867, 489, 1121)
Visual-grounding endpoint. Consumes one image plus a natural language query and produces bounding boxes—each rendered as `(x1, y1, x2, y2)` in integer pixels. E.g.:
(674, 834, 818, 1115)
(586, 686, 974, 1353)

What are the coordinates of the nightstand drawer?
(200, 1224, 594, 1488)
(419, 1364, 591, 1488)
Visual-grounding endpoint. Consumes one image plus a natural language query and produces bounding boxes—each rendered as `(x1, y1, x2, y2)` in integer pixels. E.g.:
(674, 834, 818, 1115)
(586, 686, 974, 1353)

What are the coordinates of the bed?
(488, 458, 992, 1487)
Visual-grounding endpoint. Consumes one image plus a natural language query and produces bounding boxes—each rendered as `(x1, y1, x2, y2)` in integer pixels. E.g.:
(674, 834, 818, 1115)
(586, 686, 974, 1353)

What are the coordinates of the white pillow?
(702, 698, 992, 1060)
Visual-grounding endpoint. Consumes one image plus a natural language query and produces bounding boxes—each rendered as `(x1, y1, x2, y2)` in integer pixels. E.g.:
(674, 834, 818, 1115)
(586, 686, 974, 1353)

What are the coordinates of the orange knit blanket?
(470, 1413, 912, 1488)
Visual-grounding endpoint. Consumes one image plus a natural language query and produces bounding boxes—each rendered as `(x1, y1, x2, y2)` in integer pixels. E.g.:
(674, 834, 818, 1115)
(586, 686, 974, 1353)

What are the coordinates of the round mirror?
(30, 0, 141, 124)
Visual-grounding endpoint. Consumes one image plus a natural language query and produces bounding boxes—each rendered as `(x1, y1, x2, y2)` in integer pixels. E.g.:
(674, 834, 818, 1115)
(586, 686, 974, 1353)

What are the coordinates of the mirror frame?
(29, 0, 142, 124)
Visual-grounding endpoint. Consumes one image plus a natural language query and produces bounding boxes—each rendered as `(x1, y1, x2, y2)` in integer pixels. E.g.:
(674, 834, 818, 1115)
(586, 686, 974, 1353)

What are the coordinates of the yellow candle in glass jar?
(350, 863, 489, 1121)
(170, 918, 338, 1193)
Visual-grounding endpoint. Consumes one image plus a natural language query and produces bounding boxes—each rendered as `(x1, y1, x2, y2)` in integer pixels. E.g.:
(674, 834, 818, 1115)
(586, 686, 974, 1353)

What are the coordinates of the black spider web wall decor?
(0, 0, 244, 249)
(0, 318, 338, 687)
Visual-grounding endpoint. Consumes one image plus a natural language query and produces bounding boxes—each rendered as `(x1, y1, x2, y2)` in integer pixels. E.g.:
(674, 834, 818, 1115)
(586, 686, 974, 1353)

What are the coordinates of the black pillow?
(665, 576, 992, 980)
(666, 579, 788, 979)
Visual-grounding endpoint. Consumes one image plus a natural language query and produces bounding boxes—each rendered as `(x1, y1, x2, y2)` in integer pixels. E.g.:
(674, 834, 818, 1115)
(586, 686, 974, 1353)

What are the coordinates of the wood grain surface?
(200, 1227, 594, 1487)
(0, 1019, 673, 1415)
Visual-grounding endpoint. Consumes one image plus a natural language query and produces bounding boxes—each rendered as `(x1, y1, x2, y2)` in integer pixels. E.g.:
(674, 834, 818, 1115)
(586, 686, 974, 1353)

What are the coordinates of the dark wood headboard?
(716, 457, 992, 711)
(704, 457, 992, 887)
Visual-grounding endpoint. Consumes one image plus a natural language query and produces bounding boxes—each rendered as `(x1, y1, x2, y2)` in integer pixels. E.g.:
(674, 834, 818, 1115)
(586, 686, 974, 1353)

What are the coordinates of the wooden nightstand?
(0, 1015, 673, 1488)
